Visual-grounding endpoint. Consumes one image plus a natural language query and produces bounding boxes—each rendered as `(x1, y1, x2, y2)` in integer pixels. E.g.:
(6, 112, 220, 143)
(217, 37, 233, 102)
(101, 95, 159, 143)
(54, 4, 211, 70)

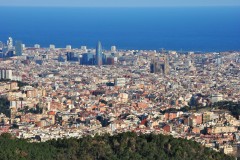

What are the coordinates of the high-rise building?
(102, 53, 107, 65)
(49, 44, 55, 49)
(22, 44, 26, 50)
(6, 50, 15, 57)
(34, 44, 40, 48)
(106, 57, 115, 65)
(81, 46, 87, 50)
(66, 52, 79, 62)
(96, 41, 103, 66)
(58, 54, 66, 62)
(81, 53, 94, 65)
(81, 46, 87, 53)
(15, 41, 23, 56)
(66, 45, 71, 50)
(111, 46, 116, 53)
(0, 41, 3, 49)
(7, 37, 13, 50)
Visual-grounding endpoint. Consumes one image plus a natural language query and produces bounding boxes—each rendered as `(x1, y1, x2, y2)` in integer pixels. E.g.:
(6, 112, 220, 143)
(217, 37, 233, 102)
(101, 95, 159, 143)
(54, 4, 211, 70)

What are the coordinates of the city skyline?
(0, 0, 240, 7)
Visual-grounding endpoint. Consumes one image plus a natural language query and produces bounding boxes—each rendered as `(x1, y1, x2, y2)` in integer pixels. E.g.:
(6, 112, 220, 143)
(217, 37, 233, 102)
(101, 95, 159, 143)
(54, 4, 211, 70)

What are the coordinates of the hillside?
(0, 132, 234, 160)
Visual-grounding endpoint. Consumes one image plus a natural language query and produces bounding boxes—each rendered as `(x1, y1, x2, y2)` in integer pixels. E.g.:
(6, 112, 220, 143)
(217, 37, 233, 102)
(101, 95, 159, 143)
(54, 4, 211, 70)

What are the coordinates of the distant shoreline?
(0, 7, 239, 52)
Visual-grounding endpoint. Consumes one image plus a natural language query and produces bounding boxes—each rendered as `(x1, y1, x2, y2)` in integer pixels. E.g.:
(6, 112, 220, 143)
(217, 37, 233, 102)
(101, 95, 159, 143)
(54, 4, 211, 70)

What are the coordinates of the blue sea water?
(0, 7, 239, 52)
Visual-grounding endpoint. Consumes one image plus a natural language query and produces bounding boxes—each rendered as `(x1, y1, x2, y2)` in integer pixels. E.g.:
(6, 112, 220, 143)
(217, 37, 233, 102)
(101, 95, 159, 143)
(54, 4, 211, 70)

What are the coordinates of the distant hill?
(0, 132, 234, 160)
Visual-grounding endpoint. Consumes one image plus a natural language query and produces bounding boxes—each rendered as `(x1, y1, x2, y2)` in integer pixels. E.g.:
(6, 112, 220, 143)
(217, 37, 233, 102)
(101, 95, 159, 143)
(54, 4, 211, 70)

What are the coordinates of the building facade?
(96, 41, 103, 66)
(15, 41, 23, 56)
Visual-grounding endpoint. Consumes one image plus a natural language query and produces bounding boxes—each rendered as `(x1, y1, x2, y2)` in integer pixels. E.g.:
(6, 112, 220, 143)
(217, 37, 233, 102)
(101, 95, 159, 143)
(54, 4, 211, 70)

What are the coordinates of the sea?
(0, 7, 239, 52)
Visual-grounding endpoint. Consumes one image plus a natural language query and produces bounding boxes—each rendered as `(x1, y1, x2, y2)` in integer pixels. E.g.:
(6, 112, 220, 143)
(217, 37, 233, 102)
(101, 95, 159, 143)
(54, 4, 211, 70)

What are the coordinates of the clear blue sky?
(0, 0, 240, 7)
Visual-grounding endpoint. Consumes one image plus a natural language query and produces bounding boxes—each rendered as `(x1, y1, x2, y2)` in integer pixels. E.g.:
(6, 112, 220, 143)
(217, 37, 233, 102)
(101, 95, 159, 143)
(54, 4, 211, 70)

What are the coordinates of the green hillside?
(0, 132, 234, 160)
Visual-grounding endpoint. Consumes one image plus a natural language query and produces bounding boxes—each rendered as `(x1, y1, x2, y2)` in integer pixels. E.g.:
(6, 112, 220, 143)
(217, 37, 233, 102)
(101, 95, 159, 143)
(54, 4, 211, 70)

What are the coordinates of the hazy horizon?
(0, 0, 239, 7)
(1, 7, 239, 52)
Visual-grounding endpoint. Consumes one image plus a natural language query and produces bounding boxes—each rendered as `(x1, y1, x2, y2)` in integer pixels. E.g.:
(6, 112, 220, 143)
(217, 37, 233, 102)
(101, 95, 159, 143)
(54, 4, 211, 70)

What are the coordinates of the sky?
(0, 0, 240, 7)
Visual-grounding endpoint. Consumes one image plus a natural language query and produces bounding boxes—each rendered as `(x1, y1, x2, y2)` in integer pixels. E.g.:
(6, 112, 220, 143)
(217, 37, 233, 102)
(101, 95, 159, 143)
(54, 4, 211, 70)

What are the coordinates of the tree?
(0, 96, 10, 117)
(0, 132, 234, 160)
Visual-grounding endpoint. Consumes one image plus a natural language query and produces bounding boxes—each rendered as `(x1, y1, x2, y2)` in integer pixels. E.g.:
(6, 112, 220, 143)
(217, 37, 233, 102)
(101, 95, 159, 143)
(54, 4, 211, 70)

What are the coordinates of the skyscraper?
(66, 52, 79, 62)
(81, 46, 87, 52)
(66, 45, 71, 50)
(7, 37, 13, 50)
(0, 41, 3, 49)
(96, 41, 103, 66)
(111, 46, 116, 53)
(15, 40, 23, 56)
(49, 44, 55, 49)
(81, 53, 94, 65)
(34, 44, 40, 48)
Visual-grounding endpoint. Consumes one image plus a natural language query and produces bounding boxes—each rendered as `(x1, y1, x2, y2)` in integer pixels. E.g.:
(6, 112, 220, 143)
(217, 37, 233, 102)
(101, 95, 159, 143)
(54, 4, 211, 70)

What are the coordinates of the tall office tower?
(0, 41, 3, 49)
(81, 53, 94, 65)
(96, 41, 103, 66)
(81, 46, 87, 52)
(49, 44, 55, 49)
(22, 44, 26, 50)
(81, 46, 87, 50)
(111, 46, 116, 53)
(66, 45, 71, 50)
(34, 44, 40, 48)
(15, 41, 23, 56)
(7, 37, 13, 49)
(66, 52, 79, 62)
(7, 50, 15, 57)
